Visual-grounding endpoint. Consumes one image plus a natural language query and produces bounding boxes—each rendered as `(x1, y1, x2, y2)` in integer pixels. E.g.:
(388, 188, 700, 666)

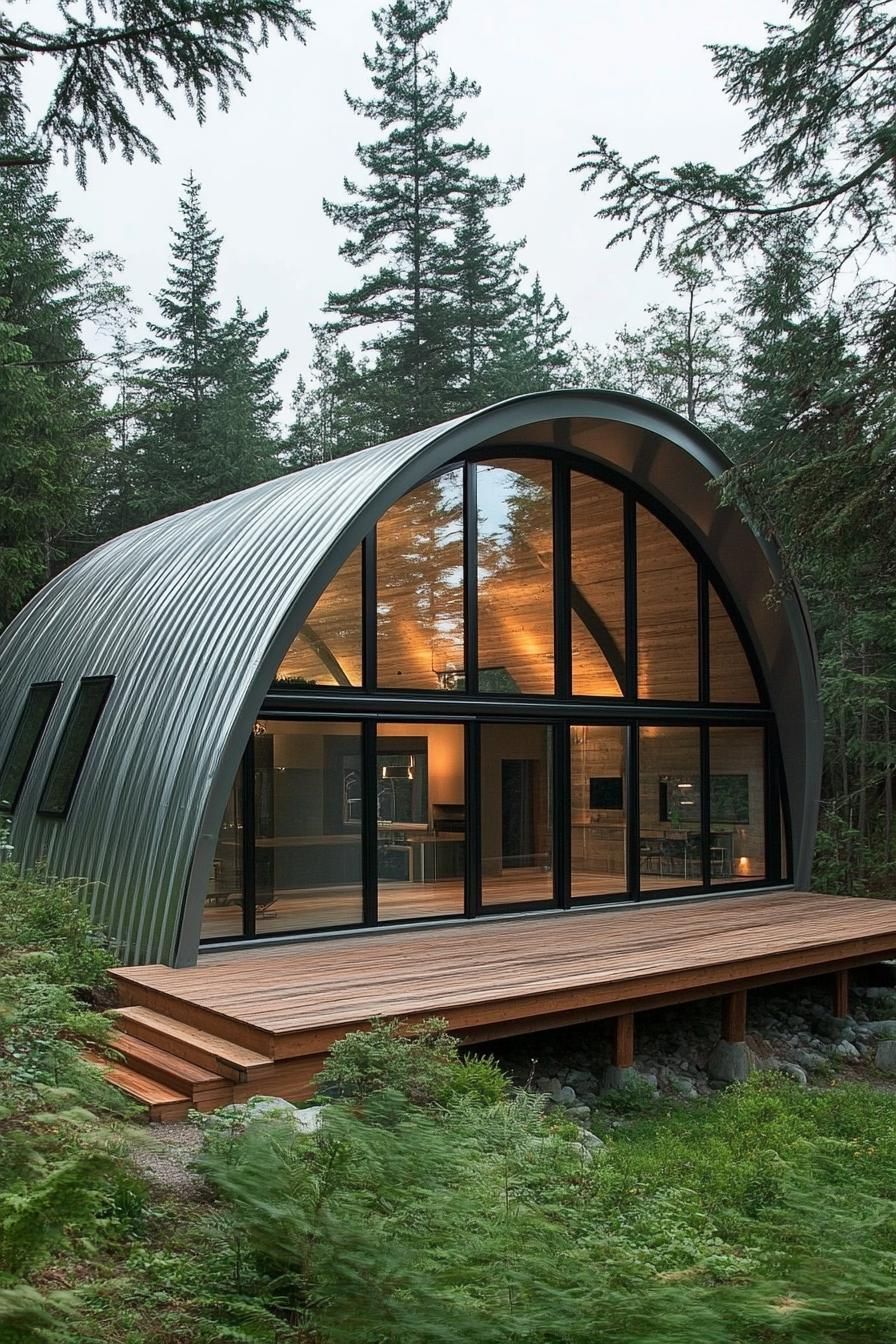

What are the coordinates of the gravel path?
(128, 1121, 207, 1197)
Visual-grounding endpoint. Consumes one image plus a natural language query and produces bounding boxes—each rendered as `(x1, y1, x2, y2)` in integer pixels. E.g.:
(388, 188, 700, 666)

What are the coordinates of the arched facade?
(0, 392, 821, 967)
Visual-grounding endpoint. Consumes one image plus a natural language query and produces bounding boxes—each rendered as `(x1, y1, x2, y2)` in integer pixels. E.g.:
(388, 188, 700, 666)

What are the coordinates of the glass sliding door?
(480, 722, 555, 907)
(376, 722, 466, 922)
(638, 726, 702, 893)
(253, 719, 364, 933)
(709, 726, 766, 883)
(570, 725, 628, 900)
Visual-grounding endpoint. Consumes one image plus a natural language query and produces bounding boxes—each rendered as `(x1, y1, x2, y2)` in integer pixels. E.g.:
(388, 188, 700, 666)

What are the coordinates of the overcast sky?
(30, 0, 786, 402)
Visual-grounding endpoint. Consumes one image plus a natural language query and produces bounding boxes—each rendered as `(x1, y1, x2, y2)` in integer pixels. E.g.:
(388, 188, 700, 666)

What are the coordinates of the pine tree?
(129, 175, 284, 522)
(284, 328, 379, 468)
(323, 0, 521, 434)
(496, 274, 572, 397)
(576, 251, 736, 424)
(0, 103, 114, 624)
(0, 0, 313, 180)
(448, 182, 525, 408)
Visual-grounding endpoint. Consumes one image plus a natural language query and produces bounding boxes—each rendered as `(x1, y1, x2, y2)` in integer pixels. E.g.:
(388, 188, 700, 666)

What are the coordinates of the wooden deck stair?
(92, 1006, 281, 1122)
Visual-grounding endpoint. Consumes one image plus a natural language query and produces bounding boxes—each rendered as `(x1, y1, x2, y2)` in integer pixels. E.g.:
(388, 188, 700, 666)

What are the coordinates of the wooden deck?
(105, 891, 896, 1116)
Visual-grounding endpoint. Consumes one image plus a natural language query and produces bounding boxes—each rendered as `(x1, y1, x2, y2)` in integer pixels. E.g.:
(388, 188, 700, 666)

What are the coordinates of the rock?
(875, 1040, 896, 1073)
(668, 1074, 698, 1099)
(555, 1085, 577, 1106)
(792, 1049, 828, 1071)
(833, 1040, 860, 1061)
(865, 1020, 896, 1037)
(566, 1104, 591, 1123)
(771, 1060, 808, 1086)
(706, 1040, 755, 1083)
(599, 1064, 642, 1094)
(578, 1129, 606, 1151)
(214, 1097, 325, 1133)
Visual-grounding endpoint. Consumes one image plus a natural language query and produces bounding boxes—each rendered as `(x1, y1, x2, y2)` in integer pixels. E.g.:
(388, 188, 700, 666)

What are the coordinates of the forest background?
(1, 0, 893, 892)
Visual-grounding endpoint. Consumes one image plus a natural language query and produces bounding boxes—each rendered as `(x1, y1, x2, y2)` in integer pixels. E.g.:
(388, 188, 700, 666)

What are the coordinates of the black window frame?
(0, 681, 61, 814)
(201, 445, 786, 946)
(37, 676, 114, 819)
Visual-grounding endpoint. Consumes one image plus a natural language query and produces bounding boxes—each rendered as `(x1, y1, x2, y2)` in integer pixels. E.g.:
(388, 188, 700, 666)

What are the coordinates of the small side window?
(0, 682, 61, 812)
(38, 677, 114, 818)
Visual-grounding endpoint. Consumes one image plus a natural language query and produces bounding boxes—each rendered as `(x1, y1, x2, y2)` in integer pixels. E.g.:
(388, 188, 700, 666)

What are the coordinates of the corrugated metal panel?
(0, 391, 821, 965)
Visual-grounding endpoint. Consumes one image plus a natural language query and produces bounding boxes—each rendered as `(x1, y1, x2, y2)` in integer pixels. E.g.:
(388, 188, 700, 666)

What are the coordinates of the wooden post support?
(612, 1012, 635, 1068)
(833, 969, 849, 1018)
(722, 990, 748, 1044)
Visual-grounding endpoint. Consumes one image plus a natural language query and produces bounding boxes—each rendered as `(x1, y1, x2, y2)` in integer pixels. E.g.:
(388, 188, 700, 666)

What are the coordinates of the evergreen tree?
(0, 0, 313, 181)
(0, 103, 116, 625)
(496, 274, 572, 397)
(283, 328, 379, 468)
(447, 181, 525, 408)
(323, 0, 522, 434)
(576, 251, 736, 424)
(129, 175, 284, 523)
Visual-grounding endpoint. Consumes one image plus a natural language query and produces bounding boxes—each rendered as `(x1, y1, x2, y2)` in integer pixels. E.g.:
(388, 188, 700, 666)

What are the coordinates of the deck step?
(108, 1031, 233, 1108)
(88, 1054, 192, 1122)
(111, 1005, 275, 1083)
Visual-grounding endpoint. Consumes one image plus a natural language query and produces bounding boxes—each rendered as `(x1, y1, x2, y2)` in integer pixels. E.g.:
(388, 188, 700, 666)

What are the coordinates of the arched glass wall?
(202, 449, 783, 944)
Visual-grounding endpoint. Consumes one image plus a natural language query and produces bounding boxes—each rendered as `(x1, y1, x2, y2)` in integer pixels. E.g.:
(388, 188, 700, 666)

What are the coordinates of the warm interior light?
(737, 856, 751, 873)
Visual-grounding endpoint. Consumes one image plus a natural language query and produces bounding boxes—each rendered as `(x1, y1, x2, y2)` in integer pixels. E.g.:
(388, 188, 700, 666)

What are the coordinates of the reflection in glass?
(276, 547, 362, 688)
(570, 475, 625, 696)
(377, 470, 464, 690)
(636, 507, 698, 700)
(477, 459, 553, 694)
(377, 722, 465, 921)
(638, 726, 702, 890)
(253, 719, 364, 932)
(570, 725, 627, 898)
(709, 585, 760, 703)
(481, 722, 554, 905)
(201, 771, 244, 939)
(710, 727, 766, 883)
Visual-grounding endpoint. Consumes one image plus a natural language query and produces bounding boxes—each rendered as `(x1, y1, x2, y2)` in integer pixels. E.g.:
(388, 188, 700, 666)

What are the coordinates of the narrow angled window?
(377, 470, 464, 691)
(276, 545, 363, 689)
(708, 584, 761, 704)
(570, 474, 625, 696)
(477, 459, 554, 694)
(636, 507, 699, 701)
(38, 677, 114, 817)
(0, 682, 61, 812)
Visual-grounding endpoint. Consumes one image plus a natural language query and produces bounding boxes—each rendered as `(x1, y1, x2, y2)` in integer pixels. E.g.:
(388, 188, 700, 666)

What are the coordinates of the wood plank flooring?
(113, 891, 896, 1061)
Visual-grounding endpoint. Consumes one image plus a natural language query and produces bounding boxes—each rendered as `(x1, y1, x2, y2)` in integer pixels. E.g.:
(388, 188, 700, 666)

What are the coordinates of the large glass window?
(481, 722, 554, 906)
(202, 773, 245, 939)
(203, 451, 783, 942)
(570, 725, 627, 899)
(377, 722, 465, 921)
(0, 682, 60, 812)
(709, 585, 760, 704)
(570, 475, 625, 696)
(709, 727, 766, 883)
(638, 726, 702, 891)
(252, 719, 364, 933)
(38, 677, 113, 817)
(477, 459, 554, 694)
(636, 507, 698, 701)
(276, 546, 363, 688)
(377, 470, 464, 691)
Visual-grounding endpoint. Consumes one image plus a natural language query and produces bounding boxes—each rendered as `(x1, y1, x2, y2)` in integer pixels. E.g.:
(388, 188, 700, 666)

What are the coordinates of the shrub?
(315, 1016, 508, 1109)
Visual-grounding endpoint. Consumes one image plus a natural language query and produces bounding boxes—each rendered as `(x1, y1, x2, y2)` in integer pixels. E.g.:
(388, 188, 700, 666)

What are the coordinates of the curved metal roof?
(0, 391, 821, 966)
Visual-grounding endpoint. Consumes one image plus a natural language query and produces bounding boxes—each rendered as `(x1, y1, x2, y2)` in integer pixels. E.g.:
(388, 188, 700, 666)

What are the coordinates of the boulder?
(833, 1040, 860, 1061)
(875, 1039, 896, 1073)
(599, 1064, 643, 1094)
(706, 1040, 755, 1083)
